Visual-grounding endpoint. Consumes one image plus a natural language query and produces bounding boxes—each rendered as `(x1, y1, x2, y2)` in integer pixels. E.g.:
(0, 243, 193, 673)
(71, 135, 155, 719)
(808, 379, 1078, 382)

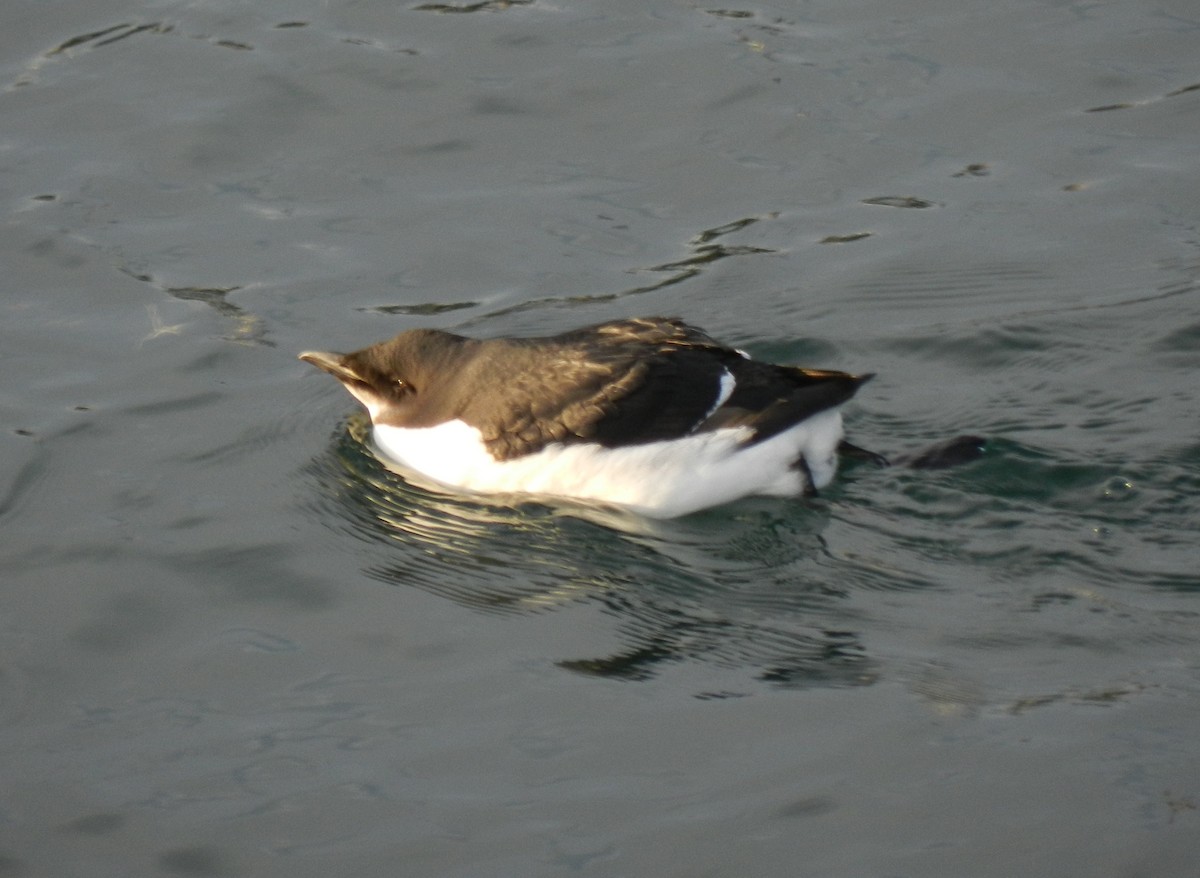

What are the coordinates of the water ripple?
(302, 415, 877, 690)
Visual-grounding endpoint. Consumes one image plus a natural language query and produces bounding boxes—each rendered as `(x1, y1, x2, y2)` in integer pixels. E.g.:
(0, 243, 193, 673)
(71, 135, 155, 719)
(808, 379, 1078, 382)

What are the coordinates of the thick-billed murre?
(300, 317, 980, 518)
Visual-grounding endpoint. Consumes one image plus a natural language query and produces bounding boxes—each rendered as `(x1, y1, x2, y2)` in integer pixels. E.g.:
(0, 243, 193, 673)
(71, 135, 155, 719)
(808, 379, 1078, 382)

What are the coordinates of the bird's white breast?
(372, 409, 844, 519)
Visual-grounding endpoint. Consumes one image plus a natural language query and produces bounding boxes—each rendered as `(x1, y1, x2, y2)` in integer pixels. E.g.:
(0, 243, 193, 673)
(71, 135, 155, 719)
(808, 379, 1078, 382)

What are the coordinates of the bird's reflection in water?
(306, 414, 876, 692)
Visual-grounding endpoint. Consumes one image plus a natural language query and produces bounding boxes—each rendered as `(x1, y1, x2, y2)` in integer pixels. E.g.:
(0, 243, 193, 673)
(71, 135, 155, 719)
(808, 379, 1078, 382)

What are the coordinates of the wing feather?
(458, 320, 729, 460)
(429, 317, 868, 461)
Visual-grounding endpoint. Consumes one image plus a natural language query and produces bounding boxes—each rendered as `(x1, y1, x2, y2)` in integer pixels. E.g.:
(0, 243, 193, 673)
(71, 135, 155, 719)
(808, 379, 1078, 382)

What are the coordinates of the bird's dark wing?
(613, 320, 871, 442)
(450, 317, 869, 460)
(699, 363, 872, 445)
(455, 322, 731, 460)
(581, 349, 733, 447)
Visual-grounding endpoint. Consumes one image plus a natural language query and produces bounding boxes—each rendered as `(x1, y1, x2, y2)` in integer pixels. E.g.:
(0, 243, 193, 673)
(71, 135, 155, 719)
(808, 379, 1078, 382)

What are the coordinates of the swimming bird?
(300, 317, 935, 518)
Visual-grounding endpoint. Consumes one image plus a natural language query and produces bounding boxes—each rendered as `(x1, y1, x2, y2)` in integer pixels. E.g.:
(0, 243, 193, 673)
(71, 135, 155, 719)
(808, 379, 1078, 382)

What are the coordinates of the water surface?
(2, 0, 1198, 875)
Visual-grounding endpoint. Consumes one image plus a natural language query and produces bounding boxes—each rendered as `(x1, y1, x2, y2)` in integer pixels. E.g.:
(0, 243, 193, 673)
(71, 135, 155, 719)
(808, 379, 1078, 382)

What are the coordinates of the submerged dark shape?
(840, 435, 987, 470)
(300, 317, 983, 517)
(895, 435, 988, 469)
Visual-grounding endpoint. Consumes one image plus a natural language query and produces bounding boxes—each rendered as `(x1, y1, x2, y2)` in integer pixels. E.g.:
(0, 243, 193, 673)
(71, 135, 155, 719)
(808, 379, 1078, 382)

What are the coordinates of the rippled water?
(2, 0, 1199, 875)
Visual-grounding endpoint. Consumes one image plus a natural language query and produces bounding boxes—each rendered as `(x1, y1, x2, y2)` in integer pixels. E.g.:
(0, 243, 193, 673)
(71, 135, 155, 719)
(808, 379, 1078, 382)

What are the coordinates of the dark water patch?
(21, 234, 89, 269)
(952, 163, 991, 177)
(560, 608, 875, 690)
(414, 0, 534, 12)
(339, 35, 420, 55)
(706, 9, 756, 20)
(123, 391, 223, 418)
(58, 813, 126, 836)
(861, 196, 940, 209)
(1123, 568, 1200, 594)
(1085, 82, 1200, 113)
(157, 845, 232, 876)
(164, 545, 339, 611)
(1153, 319, 1200, 363)
(819, 232, 872, 244)
(166, 287, 271, 347)
(625, 215, 777, 290)
(167, 286, 244, 318)
(361, 301, 479, 316)
(1165, 83, 1200, 98)
(46, 23, 173, 56)
(692, 216, 767, 244)
(0, 447, 47, 523)
(1007, 682, 1153, 715)
(398, 138, 474, 156)
(69, 591, 172, 655)
(473, 93, 534, 116)
(641, 241, 775, 273)
(892, 435, 987, 470)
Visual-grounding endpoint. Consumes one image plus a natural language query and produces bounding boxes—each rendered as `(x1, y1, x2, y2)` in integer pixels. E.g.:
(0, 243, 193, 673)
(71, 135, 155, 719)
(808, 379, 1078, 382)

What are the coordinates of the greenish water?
(2, 0, 1198, 876)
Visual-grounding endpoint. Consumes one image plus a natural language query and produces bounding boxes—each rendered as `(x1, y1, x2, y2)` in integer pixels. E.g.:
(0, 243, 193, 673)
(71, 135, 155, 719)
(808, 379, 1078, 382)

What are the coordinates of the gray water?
(2, 1, 1199, 875)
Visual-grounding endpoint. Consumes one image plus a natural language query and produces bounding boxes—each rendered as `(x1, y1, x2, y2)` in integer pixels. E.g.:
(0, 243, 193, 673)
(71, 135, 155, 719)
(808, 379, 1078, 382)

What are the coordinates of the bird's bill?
(298, 350, 357, 381)
(299, 350, 390, 419)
